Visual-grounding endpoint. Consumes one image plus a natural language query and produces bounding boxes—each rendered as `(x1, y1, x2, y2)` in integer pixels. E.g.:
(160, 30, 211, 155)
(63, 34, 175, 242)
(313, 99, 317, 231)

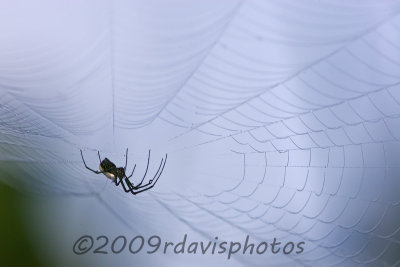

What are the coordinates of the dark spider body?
(99, 158, 124, 181)
(80, 149, 167, 195)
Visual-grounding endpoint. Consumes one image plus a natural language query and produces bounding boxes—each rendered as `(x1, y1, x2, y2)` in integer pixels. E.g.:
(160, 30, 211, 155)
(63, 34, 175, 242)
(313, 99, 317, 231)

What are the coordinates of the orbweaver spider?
(80, 149, 167, 195)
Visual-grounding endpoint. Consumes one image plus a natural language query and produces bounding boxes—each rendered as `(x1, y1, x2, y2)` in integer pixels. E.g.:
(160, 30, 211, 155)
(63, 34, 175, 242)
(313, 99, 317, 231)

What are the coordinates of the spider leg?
(98, 151, 102, 163)
(120, 160, 161, 194)
(116, 177, 133, 193)
(128, 154, 167, 195)
(124, 148, 128, 172)
(124, 148, 137, 179)
(80, 150, 106, 174)
(136, 149, 151, 187)
(114, 175, 138, 194)
(126, 164, 136, 179)
(125, 178, 136, 191)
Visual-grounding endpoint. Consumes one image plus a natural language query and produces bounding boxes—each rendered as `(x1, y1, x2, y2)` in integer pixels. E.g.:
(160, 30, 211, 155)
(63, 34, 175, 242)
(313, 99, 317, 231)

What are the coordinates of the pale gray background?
(0, 0, 400, 266)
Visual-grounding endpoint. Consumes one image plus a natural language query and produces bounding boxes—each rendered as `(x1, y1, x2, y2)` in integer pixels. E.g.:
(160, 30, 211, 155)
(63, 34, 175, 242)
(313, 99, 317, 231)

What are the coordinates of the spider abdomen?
(99, 158, 118, 181)
(102, 170, 116, 181)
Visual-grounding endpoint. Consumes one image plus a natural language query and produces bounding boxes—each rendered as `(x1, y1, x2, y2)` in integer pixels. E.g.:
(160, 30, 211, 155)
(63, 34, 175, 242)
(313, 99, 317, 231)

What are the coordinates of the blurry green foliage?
(0, 182, 45, 267)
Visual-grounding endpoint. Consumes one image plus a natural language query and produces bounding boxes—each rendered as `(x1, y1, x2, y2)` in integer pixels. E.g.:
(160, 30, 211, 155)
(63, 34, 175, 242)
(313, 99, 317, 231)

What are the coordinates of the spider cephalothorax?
(80, 149, 167, 195)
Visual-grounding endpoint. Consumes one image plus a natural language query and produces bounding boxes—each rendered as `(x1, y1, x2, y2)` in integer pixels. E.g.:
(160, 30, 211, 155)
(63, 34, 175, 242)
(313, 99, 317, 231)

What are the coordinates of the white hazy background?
(1, 0, 400, 266)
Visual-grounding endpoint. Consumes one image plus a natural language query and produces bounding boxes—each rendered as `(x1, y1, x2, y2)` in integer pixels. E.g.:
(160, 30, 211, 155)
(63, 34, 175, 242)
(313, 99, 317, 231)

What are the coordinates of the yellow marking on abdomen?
(100, 165, 116, 181)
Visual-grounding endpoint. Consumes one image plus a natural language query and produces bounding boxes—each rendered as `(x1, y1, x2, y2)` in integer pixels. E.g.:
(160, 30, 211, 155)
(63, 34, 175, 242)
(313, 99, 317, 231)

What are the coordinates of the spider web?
(1, 0, 400, 266)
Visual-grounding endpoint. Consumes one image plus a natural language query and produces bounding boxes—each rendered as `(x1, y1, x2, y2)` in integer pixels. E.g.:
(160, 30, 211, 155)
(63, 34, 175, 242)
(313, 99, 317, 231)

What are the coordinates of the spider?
(80, 148, 167, 195)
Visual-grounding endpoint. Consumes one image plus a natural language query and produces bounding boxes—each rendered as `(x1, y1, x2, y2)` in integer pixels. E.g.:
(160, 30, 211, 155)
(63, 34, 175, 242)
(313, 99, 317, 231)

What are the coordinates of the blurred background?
(1, 0, 400, 266)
